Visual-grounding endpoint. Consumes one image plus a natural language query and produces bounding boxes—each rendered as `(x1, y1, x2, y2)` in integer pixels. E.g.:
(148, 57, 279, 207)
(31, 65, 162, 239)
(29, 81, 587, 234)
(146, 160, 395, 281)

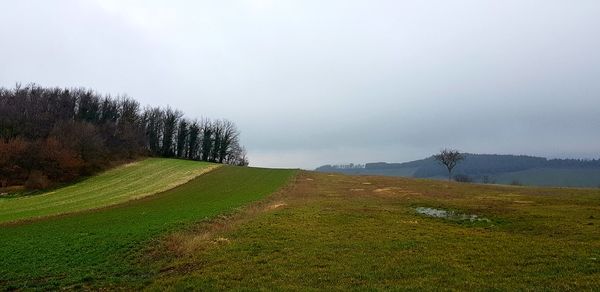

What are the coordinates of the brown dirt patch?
(514, 200, 535, 204)
(157, 175, 300, 258)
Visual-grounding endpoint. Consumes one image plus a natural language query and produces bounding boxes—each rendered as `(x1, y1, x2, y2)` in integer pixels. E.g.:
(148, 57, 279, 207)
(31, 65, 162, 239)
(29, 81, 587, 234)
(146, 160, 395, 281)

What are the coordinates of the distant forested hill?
(316, 154, 600, 188)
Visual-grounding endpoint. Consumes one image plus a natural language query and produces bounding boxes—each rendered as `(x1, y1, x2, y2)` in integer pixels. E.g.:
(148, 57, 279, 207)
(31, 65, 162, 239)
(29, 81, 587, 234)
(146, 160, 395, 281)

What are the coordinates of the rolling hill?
(1, 158, 599, 290)
(316, 154, 600, 187)
(0, 162, 296, 289)
(0, 158, 217, 223)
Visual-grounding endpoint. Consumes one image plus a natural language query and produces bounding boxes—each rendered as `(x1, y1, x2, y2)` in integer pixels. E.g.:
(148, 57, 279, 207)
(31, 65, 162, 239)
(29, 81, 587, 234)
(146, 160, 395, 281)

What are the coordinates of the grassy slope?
(0, 158, 215, 223)
(0, 166, 296, 290)
(148, 171, 600, 290)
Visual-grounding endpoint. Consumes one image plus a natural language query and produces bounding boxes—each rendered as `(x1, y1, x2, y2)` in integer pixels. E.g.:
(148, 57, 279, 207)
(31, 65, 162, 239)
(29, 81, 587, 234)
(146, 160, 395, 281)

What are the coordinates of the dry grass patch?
(155, 177, 298, 259)
(146, 170, 600, 291)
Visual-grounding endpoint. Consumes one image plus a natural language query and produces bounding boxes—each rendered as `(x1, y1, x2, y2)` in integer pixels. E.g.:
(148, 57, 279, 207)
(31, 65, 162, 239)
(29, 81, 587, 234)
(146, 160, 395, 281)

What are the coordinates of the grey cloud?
(1, 0, 599, 169)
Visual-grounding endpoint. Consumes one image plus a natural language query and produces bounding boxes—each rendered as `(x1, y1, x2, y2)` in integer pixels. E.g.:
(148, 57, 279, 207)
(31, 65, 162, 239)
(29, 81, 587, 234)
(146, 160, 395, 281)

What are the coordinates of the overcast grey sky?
(1, 1, 599, 168)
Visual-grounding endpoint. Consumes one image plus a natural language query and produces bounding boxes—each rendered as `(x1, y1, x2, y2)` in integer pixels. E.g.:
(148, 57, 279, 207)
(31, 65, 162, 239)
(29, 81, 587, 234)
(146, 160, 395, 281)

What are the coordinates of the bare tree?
(227, 144, 249, 166)
(176, 118, 189, 158)
(218, 120, 240, 163)
(161, 107, 182, 157)
(200, 118, 213, 161)
(433, 149, 465, 181)
(187, 120, 200, 160)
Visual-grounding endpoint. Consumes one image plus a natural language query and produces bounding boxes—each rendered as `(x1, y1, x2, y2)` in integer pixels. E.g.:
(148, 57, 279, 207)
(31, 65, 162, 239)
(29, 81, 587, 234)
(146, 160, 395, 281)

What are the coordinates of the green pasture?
(0, 158, 216, 223)
(0, 165, 296, 290)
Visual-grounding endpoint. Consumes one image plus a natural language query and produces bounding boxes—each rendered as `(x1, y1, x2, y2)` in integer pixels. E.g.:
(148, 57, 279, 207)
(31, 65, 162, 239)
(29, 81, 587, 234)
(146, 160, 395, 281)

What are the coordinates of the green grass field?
(0, 158, 216, 224)
(0, 165, 296, 290)
(1, 161, 599, 290)
(146, 172, 600, 290)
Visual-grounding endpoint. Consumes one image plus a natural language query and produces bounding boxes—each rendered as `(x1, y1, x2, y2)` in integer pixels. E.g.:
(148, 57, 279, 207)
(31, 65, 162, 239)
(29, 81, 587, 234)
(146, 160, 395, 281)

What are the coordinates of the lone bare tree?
(433, 149, 465, 181)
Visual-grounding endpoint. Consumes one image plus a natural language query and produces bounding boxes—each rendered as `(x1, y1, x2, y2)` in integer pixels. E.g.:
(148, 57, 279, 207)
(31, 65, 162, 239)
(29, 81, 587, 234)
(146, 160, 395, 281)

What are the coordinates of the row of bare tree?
(0, 84, 247, 188)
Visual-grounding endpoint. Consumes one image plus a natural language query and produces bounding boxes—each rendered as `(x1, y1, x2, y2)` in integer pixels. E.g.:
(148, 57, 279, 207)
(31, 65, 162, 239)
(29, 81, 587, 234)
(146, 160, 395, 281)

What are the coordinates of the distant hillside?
(316, 154, 600, 188)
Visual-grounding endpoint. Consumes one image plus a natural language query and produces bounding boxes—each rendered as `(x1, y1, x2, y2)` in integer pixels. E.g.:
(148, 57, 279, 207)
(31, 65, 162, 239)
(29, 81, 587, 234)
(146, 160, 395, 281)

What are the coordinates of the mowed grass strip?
(147, 171, 600, 290)
(0, 158, 216, 223)
(0, 166, 296, 290)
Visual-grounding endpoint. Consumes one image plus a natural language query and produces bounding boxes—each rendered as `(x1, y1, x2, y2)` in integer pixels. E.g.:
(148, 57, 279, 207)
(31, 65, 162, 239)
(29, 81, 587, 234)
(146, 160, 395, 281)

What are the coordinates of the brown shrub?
(39, 138, 84, 182)
(25, 170, 51, 189)
(0, 138, 30, 186)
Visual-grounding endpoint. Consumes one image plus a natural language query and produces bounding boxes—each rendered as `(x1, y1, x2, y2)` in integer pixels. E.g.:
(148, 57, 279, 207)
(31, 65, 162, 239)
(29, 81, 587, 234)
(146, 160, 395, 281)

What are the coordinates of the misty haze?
(1, 1, 599, 290)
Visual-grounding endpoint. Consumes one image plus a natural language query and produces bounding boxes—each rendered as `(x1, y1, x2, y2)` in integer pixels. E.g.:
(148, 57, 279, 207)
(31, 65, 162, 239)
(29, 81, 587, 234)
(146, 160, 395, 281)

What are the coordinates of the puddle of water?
(415, 207, 490, 222)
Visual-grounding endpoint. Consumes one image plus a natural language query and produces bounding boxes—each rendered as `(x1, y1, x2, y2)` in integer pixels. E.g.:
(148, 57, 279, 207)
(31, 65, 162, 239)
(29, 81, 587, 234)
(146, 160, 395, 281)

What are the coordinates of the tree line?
(0, 84, 248, 189)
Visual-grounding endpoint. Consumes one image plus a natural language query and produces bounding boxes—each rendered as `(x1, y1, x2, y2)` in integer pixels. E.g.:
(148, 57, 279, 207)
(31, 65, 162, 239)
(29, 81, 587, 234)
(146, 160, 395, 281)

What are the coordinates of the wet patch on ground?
(415, 207, 491, 223)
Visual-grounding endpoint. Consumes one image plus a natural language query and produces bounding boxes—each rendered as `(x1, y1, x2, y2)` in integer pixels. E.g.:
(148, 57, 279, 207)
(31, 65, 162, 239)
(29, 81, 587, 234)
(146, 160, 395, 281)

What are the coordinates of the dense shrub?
(25, 170, 51, 189)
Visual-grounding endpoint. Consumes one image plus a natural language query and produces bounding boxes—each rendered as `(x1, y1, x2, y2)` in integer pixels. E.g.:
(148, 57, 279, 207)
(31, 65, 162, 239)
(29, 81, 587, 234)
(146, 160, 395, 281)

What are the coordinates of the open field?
(146, 171, 600, 290)
(0, 158, 216, 224)
(1, 164, 599, 290)
(0, 166, 296, 290)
